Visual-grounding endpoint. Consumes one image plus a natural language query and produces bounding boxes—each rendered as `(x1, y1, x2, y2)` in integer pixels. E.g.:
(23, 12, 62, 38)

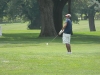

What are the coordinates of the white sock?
(67, 52, 72, 54)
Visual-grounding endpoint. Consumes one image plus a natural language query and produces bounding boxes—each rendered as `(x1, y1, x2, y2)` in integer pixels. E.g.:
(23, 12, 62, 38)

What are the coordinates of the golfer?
(59, 14, 72, 54)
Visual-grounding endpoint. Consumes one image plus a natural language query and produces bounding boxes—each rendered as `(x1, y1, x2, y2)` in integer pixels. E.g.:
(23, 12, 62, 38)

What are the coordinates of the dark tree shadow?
(0, 33, 100, 44)
(71, 34, 100, 44)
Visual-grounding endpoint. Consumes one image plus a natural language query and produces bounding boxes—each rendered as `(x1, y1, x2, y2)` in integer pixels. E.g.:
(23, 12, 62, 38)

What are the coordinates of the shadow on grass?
(0, 33, 59, 44)
(71, 33, 100, 44)
(0, 33, 100, 44)
(0, 33, 39, 40)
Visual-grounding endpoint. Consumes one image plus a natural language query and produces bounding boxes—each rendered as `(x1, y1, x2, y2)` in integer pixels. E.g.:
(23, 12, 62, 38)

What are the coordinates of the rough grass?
(0, 20, 100, 75)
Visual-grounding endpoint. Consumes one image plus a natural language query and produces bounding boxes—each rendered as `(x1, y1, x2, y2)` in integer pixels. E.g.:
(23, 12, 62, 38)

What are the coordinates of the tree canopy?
(0, 0, 100, 36)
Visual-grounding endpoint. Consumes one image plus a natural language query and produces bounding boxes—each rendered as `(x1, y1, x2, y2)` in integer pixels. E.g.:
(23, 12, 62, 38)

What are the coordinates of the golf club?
(50, 35, 58, 42)
(46, 35, 58, 45)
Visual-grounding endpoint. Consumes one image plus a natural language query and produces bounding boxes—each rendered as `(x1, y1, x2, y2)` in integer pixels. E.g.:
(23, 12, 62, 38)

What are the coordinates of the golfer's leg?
(66, 44, 71, 52)
(63, 33, 71, 53)
(66, 34, 71, 53)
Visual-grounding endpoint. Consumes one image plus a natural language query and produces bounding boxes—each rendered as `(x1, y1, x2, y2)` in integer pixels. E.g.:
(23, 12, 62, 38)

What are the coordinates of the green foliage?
(63, 0, 89, 23)
(63, 0, 100, 23)
(9, 0, 38, 18)
(0, 0, 40, 25)
(1, 0, 100, 29)
(0, 0, 10, 22)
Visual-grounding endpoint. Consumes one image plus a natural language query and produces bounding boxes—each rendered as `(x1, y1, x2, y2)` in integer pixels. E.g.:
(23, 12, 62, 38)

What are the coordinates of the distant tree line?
(0, 0, 100, 36)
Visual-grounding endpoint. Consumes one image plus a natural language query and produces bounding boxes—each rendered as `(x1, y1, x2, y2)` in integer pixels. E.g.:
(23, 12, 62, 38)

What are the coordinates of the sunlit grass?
(73, 20, 100, 32)
(0, 20, 100, 75)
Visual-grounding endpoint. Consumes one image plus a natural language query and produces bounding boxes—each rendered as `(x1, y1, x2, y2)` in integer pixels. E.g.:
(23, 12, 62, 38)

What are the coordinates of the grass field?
(0, 20, 100, 75)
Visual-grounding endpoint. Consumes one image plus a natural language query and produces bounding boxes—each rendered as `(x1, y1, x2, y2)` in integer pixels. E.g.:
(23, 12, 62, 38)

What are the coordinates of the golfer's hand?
(59, 30, 64, 35)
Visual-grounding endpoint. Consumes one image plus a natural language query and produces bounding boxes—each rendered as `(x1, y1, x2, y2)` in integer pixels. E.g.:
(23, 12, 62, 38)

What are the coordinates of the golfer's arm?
(62, 22, 67, 30)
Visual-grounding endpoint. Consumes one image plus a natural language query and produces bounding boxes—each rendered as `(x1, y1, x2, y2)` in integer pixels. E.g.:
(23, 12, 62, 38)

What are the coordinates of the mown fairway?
(0, 21, 100, 75)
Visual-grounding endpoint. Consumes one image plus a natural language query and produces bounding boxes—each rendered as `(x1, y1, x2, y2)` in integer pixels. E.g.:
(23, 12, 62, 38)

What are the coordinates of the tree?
(37, 0, 69, 37)
(52, 0, 68, 34)
(63, 0, 80, 23)
(63, 0, 100, 31)
(5, 0, 22, 22)
(0, 0, 10, 22)
(88, 2, 96, 31)
(88, 0, 100, 31)
(2, 0, 69, 37)
(97, 0, 100, 2)
(21, 0, 40, 29)
(6, 0, 40, 28)
(37, 0, 57, 37)
(68, 0, 71, 14)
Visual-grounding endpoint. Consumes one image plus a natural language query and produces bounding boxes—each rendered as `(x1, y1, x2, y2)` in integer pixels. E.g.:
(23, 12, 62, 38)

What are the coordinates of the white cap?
(65, 14, 71, 17)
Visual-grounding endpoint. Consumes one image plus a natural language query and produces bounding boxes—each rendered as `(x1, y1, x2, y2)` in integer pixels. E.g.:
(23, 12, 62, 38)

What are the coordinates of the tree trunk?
(28, 15, 41, 29)
(98, 0, 100, 3)
(68, 0, 71, 14)
(88, 14, 96, 31)
(53, 0, 68, 34)
(68, 0, 73, 35)
(88, 4, 96, 31)
(37, 0, 57, 37)
(53, 6, 62, 34)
